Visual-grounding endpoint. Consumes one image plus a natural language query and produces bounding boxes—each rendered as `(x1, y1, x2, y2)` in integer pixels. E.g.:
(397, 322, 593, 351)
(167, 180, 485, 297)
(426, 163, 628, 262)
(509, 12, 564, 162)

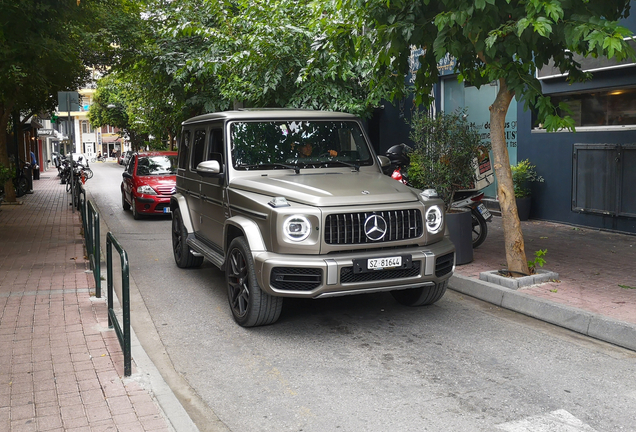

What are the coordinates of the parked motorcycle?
(384, 143, 492, 248)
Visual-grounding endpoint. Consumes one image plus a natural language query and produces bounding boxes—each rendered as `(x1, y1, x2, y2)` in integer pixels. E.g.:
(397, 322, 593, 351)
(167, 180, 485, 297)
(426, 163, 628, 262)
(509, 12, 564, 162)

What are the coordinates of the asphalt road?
(86, 162, 636, 432)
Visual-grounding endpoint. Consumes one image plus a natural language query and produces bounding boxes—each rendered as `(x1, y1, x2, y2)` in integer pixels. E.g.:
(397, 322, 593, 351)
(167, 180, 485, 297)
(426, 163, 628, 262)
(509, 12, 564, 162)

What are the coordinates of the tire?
(471, 208, 488, 249)
(171, 208, 203, 269)
(74, 186, 84, 211)
(122, 191, 130, 211)
(83, 168, 93, 179)
(131, 197, 142, 220)
(90, 157, 96, 163)
(391, 280, 448, 307)
(226, 237, 283, 327)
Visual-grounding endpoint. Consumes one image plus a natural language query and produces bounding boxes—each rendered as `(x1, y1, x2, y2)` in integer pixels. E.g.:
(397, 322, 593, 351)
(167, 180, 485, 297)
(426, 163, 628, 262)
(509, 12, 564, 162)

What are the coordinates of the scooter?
(384, 143, 492, 248)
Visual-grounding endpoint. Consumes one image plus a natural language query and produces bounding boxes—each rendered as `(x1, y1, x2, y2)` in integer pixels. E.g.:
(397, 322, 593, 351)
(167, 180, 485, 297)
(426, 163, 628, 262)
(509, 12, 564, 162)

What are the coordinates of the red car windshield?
(136, 155, 177, 176)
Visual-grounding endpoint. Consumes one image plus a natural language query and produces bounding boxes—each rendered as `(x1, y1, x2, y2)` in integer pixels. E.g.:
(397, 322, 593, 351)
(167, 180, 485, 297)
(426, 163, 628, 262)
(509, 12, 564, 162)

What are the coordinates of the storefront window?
(552, 87, 636, 127)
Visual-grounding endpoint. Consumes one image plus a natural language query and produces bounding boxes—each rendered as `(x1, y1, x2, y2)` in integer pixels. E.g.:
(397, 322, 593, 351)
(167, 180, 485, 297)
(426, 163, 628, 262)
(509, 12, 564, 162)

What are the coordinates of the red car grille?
(156, 185, 176, 195)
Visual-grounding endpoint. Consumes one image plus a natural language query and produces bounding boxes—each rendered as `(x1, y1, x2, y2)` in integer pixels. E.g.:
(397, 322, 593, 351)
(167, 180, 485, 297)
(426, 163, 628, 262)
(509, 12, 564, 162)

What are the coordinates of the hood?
(230, 171, 419, 207)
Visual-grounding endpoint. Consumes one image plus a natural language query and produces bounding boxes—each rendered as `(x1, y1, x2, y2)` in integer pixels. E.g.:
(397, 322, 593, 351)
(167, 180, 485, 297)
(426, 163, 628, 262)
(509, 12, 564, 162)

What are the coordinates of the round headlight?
(283, 215, 311, 241)
(425, 206, 443, 234)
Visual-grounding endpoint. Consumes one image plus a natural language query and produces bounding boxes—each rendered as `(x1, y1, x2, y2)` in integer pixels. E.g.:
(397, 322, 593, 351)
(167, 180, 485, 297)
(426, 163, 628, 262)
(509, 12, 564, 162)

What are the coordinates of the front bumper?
(252, 237, 455, 298)
(134, 195, 172, 214)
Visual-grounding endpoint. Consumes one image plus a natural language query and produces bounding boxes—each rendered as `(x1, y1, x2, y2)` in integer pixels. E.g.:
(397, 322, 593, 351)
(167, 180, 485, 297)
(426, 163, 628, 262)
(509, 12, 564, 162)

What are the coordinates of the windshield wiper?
(322, 160, 360, 172)
(240, 163, 300, 174)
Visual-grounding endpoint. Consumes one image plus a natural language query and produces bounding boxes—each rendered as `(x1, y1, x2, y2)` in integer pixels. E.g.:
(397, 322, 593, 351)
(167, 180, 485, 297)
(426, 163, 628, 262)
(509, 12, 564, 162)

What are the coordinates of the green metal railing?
(82, 199, 101, 297)
(107, 232, 132, 376)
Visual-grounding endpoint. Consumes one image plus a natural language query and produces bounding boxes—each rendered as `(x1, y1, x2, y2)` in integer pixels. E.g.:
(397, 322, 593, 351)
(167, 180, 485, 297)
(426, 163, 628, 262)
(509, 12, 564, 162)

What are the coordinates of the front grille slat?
(325, 209, 423, 245)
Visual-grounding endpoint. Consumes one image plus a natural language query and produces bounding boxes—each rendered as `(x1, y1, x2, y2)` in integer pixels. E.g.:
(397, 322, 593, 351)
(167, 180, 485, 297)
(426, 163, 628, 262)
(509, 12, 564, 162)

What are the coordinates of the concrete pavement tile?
(36, 414, 63, 431)
(85, 401, 111, 423)
(11, 402, 35, 421)
(106, 395, 133, 412)
(34, 389, 57, 405)
(60, 404, 86, 421)
(80, 388, 105, 405)
(112, 411, 139, 426)
(55, 379, 79, 395)
(139, 414, 171, 431)
(62, 415, 90, 430)
(57, 392, 82, 408)
(10, 419, 37, 432)
(88, 418, 117, 432)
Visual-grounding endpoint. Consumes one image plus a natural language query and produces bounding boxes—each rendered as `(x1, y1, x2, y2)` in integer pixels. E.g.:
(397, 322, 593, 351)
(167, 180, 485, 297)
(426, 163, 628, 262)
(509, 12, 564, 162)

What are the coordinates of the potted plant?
(407, 109, 489, 264)
(511, 159, 544, 221)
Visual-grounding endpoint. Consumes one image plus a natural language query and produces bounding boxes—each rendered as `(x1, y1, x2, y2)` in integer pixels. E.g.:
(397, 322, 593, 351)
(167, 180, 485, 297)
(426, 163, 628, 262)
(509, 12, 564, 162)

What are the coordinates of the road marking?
(497, 409, 596, 432)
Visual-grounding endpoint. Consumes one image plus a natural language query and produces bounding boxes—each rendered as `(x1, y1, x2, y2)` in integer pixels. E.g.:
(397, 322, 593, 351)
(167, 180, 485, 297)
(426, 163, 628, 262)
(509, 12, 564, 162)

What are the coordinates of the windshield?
(230, 120, 374, 170)
(136, 155, 177, 176)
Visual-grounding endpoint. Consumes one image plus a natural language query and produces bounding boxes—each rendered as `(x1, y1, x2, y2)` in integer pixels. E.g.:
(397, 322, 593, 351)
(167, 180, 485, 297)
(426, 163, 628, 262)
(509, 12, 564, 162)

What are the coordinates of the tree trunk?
(0, 108, 17, 203)
(490, 79, 529, 274)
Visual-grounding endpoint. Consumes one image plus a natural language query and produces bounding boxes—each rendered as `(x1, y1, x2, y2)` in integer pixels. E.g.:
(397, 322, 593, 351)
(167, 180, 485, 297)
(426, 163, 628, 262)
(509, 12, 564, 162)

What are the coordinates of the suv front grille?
(340, 261, 422, 283)
(325, 209, 423, 245)
(271, 267, 322, 291)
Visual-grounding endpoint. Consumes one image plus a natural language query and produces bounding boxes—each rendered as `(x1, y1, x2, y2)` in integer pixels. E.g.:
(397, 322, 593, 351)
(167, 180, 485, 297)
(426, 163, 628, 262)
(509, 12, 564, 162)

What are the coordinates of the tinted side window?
(178, 130, 191, 169)
(207, 128, 225, 173)
(191, 129, 206, 170)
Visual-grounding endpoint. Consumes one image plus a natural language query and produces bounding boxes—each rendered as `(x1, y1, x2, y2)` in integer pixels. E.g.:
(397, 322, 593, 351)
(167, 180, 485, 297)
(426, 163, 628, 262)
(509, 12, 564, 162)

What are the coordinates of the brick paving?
(455, 215, 636, 325)
(0, 175, 171, 432)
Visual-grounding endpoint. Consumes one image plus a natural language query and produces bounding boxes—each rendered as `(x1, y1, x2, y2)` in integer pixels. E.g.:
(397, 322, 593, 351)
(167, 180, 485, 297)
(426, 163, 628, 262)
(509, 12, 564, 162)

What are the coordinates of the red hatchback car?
(121, 151, 178, 219)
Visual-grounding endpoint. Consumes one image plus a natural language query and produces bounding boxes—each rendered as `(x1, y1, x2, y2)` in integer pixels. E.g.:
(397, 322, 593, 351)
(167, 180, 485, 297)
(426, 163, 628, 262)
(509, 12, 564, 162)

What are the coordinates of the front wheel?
(131, 197, 142, 220)
(121, 191, 130, 211)
(171, 208, 203, 268)
(471, 208, 488, 249)
(391, 280, 448, 306)
(226, 237, 283, 327)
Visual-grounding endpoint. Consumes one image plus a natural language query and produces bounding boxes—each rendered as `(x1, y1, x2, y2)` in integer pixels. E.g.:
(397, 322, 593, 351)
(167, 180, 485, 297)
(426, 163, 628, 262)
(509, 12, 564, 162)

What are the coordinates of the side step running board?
(186, 237, 225, 269)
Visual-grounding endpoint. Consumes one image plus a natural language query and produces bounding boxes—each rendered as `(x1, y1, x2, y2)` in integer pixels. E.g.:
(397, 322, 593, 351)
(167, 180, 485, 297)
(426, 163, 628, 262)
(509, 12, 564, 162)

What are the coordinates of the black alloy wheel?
(171, 208, 203, 268)
(226, 237, 282, 327)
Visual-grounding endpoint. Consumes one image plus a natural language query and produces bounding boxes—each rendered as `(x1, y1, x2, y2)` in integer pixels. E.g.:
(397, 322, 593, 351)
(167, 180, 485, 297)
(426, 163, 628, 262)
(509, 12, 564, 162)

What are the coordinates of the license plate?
(477, 203, 491, 220)
(163, 207, 172, 214)
(368, 256, 402, 270)
(353, 255, 411, 273)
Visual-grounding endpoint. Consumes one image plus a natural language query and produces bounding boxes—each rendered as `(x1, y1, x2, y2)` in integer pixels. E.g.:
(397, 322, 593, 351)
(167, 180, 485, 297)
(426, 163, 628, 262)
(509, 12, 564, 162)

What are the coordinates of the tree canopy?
(0, 0, 125, 201)
(312, 0, 634, 273)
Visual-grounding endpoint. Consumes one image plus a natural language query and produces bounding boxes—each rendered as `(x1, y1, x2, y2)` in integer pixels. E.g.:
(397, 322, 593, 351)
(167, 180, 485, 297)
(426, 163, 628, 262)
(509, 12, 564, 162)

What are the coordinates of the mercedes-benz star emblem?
(364, 215, 387, 241)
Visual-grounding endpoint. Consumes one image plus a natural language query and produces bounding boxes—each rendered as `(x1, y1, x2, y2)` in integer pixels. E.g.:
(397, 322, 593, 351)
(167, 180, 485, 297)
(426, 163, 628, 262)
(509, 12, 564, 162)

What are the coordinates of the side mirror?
(377, 155, 391, 168)
(196, 160, 222, 177)
(122, 171, 132, 179)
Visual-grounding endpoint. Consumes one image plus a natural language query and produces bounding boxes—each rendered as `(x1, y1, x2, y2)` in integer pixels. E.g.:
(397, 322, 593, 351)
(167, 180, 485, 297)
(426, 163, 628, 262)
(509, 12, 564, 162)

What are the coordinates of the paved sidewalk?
(451, 215, 636, 350)
(0, 176, 173, 431)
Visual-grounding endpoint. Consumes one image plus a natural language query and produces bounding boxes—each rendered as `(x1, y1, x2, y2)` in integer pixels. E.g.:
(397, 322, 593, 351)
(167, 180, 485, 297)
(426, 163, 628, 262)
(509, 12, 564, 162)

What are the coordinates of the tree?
(316, 0, 634, 274)
(0, 0, 125, 201)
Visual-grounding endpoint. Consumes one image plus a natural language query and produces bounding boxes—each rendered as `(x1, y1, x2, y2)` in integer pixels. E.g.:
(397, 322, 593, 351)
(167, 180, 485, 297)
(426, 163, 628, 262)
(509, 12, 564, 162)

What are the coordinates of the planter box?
(479, 269, 559, 290)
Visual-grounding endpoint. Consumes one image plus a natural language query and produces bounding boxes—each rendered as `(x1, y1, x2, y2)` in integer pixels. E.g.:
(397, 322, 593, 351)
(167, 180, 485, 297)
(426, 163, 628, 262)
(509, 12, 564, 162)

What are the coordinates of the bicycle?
(13, 161, 30, 197)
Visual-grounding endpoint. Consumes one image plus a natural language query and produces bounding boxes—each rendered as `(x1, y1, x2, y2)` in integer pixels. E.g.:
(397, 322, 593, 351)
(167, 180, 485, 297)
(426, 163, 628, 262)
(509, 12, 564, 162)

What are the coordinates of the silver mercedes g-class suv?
(170, 109, 455, 327)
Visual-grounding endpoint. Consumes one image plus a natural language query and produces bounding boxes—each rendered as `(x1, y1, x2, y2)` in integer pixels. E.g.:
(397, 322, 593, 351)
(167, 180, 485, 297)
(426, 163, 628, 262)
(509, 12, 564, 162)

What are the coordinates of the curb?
(449, 274, 636, 352)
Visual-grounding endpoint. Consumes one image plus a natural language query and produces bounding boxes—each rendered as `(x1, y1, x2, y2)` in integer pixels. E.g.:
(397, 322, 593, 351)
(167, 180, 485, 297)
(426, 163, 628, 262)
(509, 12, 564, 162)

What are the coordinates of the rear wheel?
(471, 208, 488, 248)
(226, 237, 283, 327)
(171, 208, 203, 268)
(391, 280, 448, 306)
